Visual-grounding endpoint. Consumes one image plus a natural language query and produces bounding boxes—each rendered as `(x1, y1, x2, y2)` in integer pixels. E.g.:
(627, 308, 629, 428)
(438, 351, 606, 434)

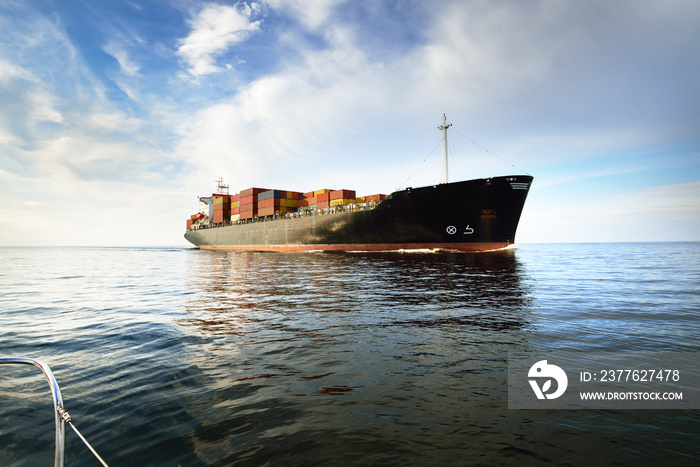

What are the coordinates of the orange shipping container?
(258, 206, 275, 217)
(213, 212, 228, 223)
(259, 198, 281, 208)
(240, 205, 257, 218)
(317, 192, 330, 203)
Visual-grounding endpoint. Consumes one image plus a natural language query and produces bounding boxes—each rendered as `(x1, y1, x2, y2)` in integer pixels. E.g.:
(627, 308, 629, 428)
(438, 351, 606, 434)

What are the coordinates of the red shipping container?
(317, 201, 329, 209)
(330, 189, 355, 200)
(366, 194, 386, 202)
(317, 192, 330, 203)
(240, 187, 267, 198)
(240, 205, 257, 217)
(232, 207, 240, 215)
(303, 191, 315, 199)
(297, 198, 309, 207)
(233, 193, 240, 202)
(240, 195, 255, 205)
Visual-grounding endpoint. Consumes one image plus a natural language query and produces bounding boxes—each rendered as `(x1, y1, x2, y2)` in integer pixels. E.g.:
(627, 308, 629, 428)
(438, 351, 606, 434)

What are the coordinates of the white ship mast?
(438, 114, 452, 184)
(215, 177, 229, 195)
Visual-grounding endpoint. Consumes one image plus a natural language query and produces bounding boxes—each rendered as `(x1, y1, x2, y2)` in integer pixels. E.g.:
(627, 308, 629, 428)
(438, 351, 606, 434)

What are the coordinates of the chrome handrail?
(0, 357, 67, 467)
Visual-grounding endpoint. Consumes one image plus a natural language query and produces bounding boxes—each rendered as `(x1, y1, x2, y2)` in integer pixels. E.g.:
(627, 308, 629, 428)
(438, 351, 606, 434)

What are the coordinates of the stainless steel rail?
(0, 357, 68, 467)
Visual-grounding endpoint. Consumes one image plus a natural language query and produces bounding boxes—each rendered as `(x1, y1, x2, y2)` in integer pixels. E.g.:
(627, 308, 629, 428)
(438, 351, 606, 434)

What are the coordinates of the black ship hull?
(184, 175, 532, 252)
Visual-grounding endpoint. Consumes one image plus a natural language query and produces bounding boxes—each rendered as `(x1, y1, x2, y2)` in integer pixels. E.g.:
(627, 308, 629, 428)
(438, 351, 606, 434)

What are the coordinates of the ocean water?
(0, 243, 698, 466)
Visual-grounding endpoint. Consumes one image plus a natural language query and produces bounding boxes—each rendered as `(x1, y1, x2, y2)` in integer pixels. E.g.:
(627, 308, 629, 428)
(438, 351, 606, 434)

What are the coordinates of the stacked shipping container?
(258, 189, 303, 217)
(212, 195, 231, 224)
(329, 189, 356, 207)
(187, 184, 388, 228)
(232, 193, 240, 220)
(239, 187, 266, 220)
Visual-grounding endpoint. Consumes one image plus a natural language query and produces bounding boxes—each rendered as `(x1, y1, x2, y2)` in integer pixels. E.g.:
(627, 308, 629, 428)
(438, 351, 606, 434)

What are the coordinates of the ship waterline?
(194, 243, 514, 253)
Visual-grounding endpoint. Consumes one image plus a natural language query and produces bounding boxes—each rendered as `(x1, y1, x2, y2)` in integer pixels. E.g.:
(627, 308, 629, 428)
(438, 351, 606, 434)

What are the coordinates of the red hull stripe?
(197, 242, 512, 252)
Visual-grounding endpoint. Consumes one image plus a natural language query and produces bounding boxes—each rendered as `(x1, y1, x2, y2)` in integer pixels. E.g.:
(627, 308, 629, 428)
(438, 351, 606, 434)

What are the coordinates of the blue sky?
(1, 0, 698, 246)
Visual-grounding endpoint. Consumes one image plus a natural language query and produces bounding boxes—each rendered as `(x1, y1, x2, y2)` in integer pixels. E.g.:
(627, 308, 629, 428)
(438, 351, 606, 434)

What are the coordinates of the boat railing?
(0, 357, 109, 467)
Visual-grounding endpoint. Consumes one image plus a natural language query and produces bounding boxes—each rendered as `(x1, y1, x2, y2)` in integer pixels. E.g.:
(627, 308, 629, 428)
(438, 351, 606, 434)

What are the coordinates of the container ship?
(184, 116, 532, 252)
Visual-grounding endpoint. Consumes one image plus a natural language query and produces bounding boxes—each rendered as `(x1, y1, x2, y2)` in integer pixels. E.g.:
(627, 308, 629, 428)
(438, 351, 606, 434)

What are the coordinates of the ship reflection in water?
(176, 250, 537, 464)
(180, 248, 533, 342)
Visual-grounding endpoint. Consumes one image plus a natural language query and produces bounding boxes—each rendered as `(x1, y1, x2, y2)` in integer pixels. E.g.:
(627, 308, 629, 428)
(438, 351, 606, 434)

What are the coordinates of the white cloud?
(0, 60, 36, 84)
(171, 19, 416, 193)
(176, 3, 262, 77)
(0, 59, 63, 148)
(0, 53, 160, 181)
(263, 0, 343, 30)
(103, 42, 140, 76)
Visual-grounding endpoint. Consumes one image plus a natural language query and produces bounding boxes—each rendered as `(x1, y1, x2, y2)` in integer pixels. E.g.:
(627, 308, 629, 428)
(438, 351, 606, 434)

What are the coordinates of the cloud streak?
(103, 42, 141, 76)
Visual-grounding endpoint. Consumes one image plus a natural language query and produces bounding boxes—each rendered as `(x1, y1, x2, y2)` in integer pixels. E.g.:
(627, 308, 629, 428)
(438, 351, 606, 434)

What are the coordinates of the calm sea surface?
(1, 243, 699, 466)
